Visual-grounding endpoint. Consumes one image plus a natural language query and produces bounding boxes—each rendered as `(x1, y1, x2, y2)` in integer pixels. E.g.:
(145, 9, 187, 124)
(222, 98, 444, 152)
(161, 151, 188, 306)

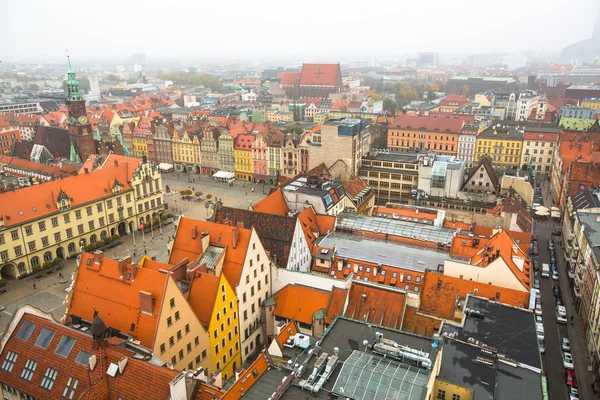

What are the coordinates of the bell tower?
(66, 54, 96, 162)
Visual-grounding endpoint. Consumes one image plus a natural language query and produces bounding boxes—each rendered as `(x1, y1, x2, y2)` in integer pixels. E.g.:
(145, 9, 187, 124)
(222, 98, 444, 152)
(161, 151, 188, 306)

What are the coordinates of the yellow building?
(188, 272, 242, 380)
(581, 98, 600, 109)
(172, 129, 201, 172)
(234, 133, 254, 181)
(109, 113, 140, 137)
(265, 110, 293, 122)
(474, 125, 524, 169)
(132, 132, 149, 159)
(0, 155, 163, 278)
(65, 254, 212, 375)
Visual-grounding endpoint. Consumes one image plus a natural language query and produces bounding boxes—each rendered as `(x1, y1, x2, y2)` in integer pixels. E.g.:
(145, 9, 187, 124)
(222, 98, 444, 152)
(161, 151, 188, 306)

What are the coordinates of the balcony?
(574, 284, 583, 298)
(568, 268, 576, 279)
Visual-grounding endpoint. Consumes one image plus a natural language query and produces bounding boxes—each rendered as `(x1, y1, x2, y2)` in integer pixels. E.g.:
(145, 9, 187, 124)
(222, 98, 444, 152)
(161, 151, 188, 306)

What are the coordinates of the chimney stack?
(93, 250, 104, 265)
(232, 227, 239, 249)
(118, 256, 131, 278)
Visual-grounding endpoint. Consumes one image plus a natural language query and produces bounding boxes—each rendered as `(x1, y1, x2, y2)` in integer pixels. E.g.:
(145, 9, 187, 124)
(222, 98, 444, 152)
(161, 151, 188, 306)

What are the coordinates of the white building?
(417, 154, 465, 198)
(516, 90, 542, 121)
(457, 124, 480, 167)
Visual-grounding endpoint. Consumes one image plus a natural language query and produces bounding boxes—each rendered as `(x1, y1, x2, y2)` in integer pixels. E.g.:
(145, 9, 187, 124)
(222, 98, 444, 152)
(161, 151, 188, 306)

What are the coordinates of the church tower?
(66, 55, 96, 162)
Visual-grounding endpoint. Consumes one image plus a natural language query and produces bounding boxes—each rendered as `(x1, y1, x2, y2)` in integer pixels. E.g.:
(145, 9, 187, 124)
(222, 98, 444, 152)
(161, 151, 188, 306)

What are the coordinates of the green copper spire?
(66, 52, 82, 101)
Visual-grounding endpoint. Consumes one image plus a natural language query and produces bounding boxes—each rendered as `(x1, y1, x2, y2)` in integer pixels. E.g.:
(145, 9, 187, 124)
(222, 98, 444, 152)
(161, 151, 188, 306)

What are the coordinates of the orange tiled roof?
(325, 287, 347, 324)
(195, 382, 226, 400)
(443, 220, 472, 230)
(221, 351, 272, 400)
(68, 252, 169, 348)
(299, 64, 340, 86)
(169, 216, 252, 287)
(187, 272, 221, 328)
(420, 271, 530, 318)
(401, 306, 442, 337)
(342, 177, 369, 199)
(275, 320, 299, 348)
(252, 189, 289, 216)
(390, 115, 465, 133)
(344, 282, 406, 329)
(272, 284, 330, 325)
(374, 206, 437, 222)
(0, 154, 141, 227)
(280, 72, 300, 85)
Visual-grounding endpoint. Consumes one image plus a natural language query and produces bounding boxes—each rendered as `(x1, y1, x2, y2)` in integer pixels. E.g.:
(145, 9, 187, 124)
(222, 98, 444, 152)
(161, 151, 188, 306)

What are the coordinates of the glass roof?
(332, 351, 429, 400)
(336, 213, 455, 244)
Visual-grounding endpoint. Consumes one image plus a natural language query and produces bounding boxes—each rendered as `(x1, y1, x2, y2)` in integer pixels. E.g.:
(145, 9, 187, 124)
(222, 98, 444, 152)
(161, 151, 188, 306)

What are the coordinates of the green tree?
(392, 81, 419, 107)
(427, 91, 437, 100)
(28, 83, 40, 91)
(462, 85, 471, 98)
(107, 74, 121, 82)
(383, 98, 399, 111)
(285, 125, 303, 134)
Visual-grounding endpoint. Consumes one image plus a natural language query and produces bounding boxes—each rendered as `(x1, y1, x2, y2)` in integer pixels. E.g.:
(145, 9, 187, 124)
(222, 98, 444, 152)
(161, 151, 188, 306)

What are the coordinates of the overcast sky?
(1, 0, 598, 63)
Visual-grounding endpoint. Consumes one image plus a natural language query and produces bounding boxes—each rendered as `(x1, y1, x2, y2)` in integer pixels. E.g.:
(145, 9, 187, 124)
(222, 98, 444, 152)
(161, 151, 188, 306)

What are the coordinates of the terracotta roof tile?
(280, 72, 300, 85)
(272, 284, 330, 325)
(187, 272, 221, 328)
(299, 64, 341, 86)
(221, 351, 272, 400)
(401, 306, 442, 337)
(68, 252, 169, 348)
(274, 320, 299, 349)
(252, 189, 289, 216)
(325, 287, 347, 324)
(344, 282, 406, 329)
(390, 115, 465, 133)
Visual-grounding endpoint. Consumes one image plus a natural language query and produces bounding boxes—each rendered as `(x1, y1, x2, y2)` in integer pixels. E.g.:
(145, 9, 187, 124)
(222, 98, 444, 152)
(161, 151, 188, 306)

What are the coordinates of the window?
(437, 389, 446, 399)
(21, 359, 37, 381)
(40, 367, 58, 390)
(66, 228, 73, 238)
(1, 351, 17, 372)
(452, 395, 460, 400)
(179, 350, 184, 360)
(416, 276, 421, 283)
(55, 336, 76, 357)
(11, 230, 19, 240)
(187, 343, 192, 353)
(214, 329, 218, 339)
(170, 297, 175, 309)
(171, 356, 177, 365)
(75, 350, 92, 366)
(99, 217, 105, 227)
(35, 328, 55, 349)
(42, 236, 49, 247)
(77, 224, 84, 235)
(39, 221, 46, 231)
(64, 214, 70, 223)
(88, 221, 95, 230)
(0, 250, 7, 262)
(244, 310, 248, 321)
(97, 203, 103, 213)
(167, 317, 172, 327)
(86, 206, 93, 216)
(169, 336, 174, 347)
(177, 330, 182, 340)
(51, 217, 59, 227)
(195, 336, 199, 346)
(215, 344, 219, 354)
(54, 232, 61, 243)
(160, 343, 166, 354)
(75, 210, 82, 219)
(25, 225, 33, 235)
(175, 311, 180, 321)
(107, 200, 113, 209)
(185, 324, 190, 334)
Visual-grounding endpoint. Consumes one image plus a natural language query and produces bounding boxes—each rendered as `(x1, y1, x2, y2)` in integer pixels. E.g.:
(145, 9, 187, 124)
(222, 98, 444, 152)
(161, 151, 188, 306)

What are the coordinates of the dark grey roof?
(363, 151, 421, 163)
(441, 296, 541, 370)
(478, 125, 525, 140)
(571, 189, 600, 211)
(33, 126, 71, 159)
(241, 368, 289, 400)
(495, 362, 543, 400)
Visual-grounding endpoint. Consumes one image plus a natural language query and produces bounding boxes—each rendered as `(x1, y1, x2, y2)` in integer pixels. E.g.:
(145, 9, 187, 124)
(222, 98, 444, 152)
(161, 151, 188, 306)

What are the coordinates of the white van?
(541, 263, 550, 278)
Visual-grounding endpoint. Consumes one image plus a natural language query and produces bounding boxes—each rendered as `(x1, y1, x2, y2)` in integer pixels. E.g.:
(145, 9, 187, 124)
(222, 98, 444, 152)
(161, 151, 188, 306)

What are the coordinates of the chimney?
(192, 226, 198, 240)
(118, 257, 130, 278)
(232, 227, 239, 249)
(93, 250, 104, 265)
(130, 263, 138, 282)
(84, 168, 89, 174)
(139, 291, 154, 315)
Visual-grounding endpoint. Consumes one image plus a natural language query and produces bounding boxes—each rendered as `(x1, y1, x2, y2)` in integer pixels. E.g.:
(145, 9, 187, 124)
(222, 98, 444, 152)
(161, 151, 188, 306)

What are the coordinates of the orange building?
(387, 116, 464, 154)
(0, 117, 21, 155)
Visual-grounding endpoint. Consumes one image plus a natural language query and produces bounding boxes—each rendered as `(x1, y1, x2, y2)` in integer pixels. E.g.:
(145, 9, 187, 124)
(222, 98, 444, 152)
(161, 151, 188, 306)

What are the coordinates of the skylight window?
(75, 350, 91, 366)
(40, 367, 58, 390)
(16, 321, 36, 341)
(1, 351, 17, 372)
(20, 359, 37, 381)
(55, 336, 76, 358)
(35, 328, 56, 349)
(62, 377, 78, 399)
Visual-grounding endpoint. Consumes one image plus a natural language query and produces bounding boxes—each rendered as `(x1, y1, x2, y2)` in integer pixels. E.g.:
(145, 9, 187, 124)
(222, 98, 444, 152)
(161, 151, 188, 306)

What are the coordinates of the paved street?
(536, 178, 598, 399)
(0, 173, 269, 337)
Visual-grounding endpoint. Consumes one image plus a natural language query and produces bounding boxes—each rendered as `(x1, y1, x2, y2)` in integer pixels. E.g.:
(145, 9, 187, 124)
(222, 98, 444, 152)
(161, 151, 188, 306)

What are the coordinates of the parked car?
(536, 323, 545, 339)
(532, 233, 538, 241)
(553, 229, 562, 236)
(557, 306, 568, 324)
(535, 304, 543, 316)
(548, 241, 555, 250)
(536, 315, 543, 324)
(565, 369, 578, 387)
(533, 279, 540, 289)
(538, 337, 545, 354)
(561, 337, 571, 352)
(552, 270, 560, 281)
(533, 260, 539, 271)
(563, 352, 575, 370)
(569, 387, 580, 400)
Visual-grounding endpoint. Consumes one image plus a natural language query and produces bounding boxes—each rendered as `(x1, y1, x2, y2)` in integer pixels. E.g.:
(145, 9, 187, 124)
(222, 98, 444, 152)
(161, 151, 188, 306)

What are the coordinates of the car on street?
(552, 270, 560, 280)
(569, 387, 580, 400)
(536, 323, 545, 339)
(533, 260, 539, 271)
(555, 297, 564, 307)
(538, 337, 545, 354)
(561, 337, 571, 352)
(533, 279, 540, 289)
(563, 352, 575, 370)
(548, 241, 554, 250)
(541, 263, 550, 278)
(536, 315, 543, 324)
(553, 229, 562, 236)
(535, 304, 543, 316)
(565, 369, 578, 387)
(557, 305, 568, 324)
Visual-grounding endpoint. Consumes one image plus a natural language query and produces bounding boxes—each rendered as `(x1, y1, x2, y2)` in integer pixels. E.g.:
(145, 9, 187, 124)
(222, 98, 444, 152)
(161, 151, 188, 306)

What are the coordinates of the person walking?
(33, 283, 36, 290)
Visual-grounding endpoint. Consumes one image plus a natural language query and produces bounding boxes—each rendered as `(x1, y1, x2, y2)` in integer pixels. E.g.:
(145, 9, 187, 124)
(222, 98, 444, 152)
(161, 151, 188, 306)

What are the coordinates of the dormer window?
(112, 179, 123, 194)
(56, 189, 71, 211)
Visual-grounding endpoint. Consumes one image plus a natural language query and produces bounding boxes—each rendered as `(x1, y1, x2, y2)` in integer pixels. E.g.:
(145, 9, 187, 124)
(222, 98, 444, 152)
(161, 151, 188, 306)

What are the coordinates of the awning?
(535, 210, 550, 216)
(158, 163, 174, 171)
(212, 171, 235, 179)
(551, 211, 561, 218)
(551, 207, 560, 212)
(534, 205, 549, 212)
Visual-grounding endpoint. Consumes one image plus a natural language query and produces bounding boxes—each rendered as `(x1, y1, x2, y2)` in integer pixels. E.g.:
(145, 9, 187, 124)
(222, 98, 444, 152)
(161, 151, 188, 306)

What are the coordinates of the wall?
(501, 176, 534, 205)
(285, 220, 312, 272)
(271, 265, 352, 293)
(443, 259, 527, 292)
(432, 379, 472, 400)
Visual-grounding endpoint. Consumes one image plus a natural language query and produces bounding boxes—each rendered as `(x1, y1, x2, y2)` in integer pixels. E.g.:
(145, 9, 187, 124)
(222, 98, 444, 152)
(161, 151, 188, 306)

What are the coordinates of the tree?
(392, 81, 419, 107)
(383, 98, 399, 111)
(285, 125, 303, 134)
(107, 74, 121, 83)
(28, 83, 39, 92)
(427, 91, 437, 101)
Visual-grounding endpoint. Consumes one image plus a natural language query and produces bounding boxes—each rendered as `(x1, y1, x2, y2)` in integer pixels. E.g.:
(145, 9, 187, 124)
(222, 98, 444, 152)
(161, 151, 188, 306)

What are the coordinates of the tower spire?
(66, 50, 73, 73)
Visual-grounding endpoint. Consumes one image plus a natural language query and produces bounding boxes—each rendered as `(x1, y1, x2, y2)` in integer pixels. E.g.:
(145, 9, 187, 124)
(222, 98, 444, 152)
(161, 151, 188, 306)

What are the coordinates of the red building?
(0, 117, 21, 155)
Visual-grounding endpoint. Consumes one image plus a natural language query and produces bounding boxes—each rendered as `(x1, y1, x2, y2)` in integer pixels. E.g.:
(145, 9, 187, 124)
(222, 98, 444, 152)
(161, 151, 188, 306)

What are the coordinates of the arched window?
(18, 263, 25, 273)
(90, 234, 97, 244)
(43, 251, 52, 262)
(100, 231, 107, 241)
(31, 256, 39, 267)
(68, 243, 76, 253)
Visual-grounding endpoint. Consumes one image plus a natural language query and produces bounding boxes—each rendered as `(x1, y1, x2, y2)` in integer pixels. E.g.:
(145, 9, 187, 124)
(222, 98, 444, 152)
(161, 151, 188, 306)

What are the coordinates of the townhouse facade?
(387, 116, 463, 156)
(520, 128, 558, 174)
(251, 134, 268, 183)
(217, 129, 235, 173)
(234, 133, 254, 181)
(200, 127, 220, 174)
(474, 125, 524, 169)
(154, 124, 173, 164)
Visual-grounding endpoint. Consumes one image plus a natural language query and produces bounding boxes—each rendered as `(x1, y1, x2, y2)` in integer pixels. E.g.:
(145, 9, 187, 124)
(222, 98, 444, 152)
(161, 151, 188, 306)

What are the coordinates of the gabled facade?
(217, 129, 235, 173)
(267, 132, 283, 185)
(154, 124, 173, 164)
(172, 130, 201, 172)
(200, 128, 220, 175)
(233, 133, 254, 181)
(251, 134, 268, 183)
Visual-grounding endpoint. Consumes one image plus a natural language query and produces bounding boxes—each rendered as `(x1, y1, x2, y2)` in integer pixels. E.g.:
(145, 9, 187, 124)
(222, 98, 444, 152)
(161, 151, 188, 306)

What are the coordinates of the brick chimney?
(130, 263, 138, 282)
(118, 256, 131, 278)
(139, 291, 154, 315)
(93, 250, 104, 265)
(232, 227, 239, 249)
(192, 226, 198, 240)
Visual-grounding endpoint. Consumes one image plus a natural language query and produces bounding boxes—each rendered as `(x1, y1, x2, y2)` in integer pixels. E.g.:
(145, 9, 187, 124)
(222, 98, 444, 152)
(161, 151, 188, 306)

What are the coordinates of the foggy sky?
(1, 0, 598, 63)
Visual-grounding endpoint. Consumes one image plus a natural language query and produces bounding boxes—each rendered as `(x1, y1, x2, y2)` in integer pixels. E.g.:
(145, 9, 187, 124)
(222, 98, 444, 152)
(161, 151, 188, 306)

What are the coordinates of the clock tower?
(66, 55, 96, 162)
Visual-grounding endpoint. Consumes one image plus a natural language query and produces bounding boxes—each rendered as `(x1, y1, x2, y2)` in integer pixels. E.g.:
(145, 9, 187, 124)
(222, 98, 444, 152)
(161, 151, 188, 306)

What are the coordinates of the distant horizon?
(1, 0, 598, 63)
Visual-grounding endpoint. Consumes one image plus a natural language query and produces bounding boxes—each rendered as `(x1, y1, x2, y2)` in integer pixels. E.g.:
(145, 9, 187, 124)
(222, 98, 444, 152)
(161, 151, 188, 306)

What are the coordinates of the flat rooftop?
(317, 232, 451, 272)
(441, 296, 541, 370)
(241, 368, 289, 400)
(336, 212, 456, 245)
(363, 151, 421, 163)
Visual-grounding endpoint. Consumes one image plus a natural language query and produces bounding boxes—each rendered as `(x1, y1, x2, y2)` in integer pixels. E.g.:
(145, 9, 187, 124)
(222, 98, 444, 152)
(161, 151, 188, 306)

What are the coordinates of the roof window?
(35, 328, 56, 349)
(55, 336, 76, 358)
(75, 350, 91, 366)
(1, 351, 17, 372)
(16, 321, 36, 341)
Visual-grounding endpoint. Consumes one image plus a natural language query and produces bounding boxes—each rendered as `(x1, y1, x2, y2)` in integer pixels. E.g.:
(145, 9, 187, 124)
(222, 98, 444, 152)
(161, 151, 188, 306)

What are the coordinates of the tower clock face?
(78, 115, 88, 125)
(69, 116, 76, 125)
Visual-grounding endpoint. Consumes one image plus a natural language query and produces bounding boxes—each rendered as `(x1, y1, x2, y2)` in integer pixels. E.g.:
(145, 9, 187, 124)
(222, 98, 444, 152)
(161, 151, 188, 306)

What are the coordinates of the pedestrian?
(246, 191, 247, 195)
(133, 250, 137, 257)
(167, 249, 170, 256)
(252, 187, 254, 193)
(144, 249, 147, 255)
(33, 283, 36, 290)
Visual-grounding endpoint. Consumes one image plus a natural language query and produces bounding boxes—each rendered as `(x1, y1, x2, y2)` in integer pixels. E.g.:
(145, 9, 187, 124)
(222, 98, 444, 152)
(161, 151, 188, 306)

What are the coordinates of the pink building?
(252, 134, 268, 183)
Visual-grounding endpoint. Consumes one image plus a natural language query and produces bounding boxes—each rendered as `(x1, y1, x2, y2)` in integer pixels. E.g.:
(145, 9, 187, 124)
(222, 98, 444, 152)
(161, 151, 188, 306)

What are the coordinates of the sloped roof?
(461, 156, 500, 192)
(280, 72, 300, 85)
(0, 155, 79, 178)
(221, 351, 272, 400)
(274, 320, 299, 349)
(252, 189, 289, 216)
(420, 271, 530, 319)
(272, 284, 330, 325)
(0, 154, 141, 227)
(169, 217, 252, 288)
(68, 252, 169, 348)
(299, 63, 341, 86)
(344, 282, 406, 329)
(213, 206, 296, 268)
(0, 307, 179, 400)
(439, 95, 470, 106)
(325, 287, 347, 324)
(390, 115, 465, 133)
(33, 125, 71, 158)
(401, 306, 442, 337)
(187, 272, 221, 328)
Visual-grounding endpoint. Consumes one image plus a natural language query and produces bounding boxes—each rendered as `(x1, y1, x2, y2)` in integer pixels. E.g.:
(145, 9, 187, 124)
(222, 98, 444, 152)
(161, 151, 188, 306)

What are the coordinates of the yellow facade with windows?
(0, 156, 164, 279)
(132, 134, 149, 159)
(172, 131, 200, 170)
(234, 148, 253, 181)
(474, 127, 523, 169)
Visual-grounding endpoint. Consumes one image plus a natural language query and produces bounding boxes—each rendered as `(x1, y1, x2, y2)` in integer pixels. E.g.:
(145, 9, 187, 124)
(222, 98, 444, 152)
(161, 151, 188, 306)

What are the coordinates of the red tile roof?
(325, 287, 347, 324)
(390, 115, 465, 133)
(439, 95, 470, 107)
(0, 155, 79, 179)
(68, 252, 169, 348)
(0, 154, 141, 227)
(221, 351, 272, 400)
(0, 306, 179, 400)
(523, 130, 559, 141)
(252, 189, 289, 216)
(272, 284, 331, 325)
(187, 272, 221, 328)
(299, 64, 341, 86)
(401, 306, 442, 337)
(280, 72, 300, 85)
(344, 282, 406, 329)
(274, 320, 299, 349)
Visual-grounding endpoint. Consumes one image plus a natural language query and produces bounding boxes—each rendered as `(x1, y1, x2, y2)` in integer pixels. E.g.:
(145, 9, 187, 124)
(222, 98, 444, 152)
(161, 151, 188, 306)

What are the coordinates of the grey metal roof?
(576, 211, 600, 260)
(336, 212, 456, 244)
(331, 350, 430, 400)
(572, 189, 600, 211)
(199, 245, 224, 270)
(317, 232, 451, 272)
